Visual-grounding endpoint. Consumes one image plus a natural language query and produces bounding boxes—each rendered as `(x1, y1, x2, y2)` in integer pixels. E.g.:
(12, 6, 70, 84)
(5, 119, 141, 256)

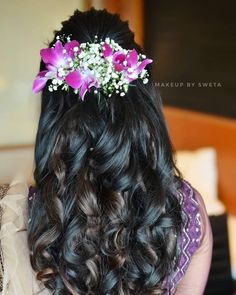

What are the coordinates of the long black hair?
(28, 8, 183, 295)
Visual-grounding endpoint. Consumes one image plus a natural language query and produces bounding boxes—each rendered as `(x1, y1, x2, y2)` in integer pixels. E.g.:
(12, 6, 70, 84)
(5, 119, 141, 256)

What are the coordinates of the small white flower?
(106, 56, 113, 63)
(105, 37, 111, 44)
(62, 84, 68, 91)
(107, 67, 112, 74)
(80, 43, 86, 49)
(123, 84, 129, 92)
(95, 56, 101, 63)
(62, 49, 67, 54)
(83, 62, 88, 70)
(79, 51, 86, 58)
(53, 85, 58, 91)
(52, 79, 57, 85)
(111, 72, 118, 79)
(143, 78, 149, 84)
(73, 46, 79, 52)
(120, 92, 125, 96)
(140, 69, 147, 78)
(103, 77, 110, 85)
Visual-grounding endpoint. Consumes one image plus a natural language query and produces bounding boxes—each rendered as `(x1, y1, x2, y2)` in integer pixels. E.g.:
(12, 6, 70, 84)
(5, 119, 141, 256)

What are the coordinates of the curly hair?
(28, 8, 183, 295)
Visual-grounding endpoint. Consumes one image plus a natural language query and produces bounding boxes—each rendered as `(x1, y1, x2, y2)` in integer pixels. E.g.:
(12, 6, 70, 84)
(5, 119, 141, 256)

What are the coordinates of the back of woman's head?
(28, 8, 182, 295)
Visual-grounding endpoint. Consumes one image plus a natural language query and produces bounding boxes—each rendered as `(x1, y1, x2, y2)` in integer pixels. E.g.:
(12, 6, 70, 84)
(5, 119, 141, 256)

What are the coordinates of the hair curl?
(28, 8, 183, 295)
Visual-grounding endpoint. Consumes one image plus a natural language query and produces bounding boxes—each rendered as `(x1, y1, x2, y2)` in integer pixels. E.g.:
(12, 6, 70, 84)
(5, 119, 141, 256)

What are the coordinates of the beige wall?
(0, 0, 85, 147)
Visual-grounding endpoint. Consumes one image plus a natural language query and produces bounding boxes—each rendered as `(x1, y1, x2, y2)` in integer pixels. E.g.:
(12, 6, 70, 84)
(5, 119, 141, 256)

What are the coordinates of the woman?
(0, 8, 212, 295)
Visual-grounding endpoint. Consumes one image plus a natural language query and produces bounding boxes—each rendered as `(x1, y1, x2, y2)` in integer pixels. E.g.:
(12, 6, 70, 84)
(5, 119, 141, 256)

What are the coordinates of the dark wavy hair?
(28, 8, 183, 295)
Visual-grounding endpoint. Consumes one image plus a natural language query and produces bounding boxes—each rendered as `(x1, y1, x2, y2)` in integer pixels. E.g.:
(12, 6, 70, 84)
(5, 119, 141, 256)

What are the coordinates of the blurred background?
(0, 0, 236, 294)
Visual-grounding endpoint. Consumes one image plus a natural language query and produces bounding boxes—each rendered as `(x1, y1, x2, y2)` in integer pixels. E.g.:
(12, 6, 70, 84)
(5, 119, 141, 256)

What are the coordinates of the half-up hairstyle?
(28, 8, 183, 295)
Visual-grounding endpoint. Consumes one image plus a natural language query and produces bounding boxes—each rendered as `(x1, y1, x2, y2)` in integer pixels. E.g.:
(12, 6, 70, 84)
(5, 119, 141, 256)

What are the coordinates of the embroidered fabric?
(162, 180, 202, 294)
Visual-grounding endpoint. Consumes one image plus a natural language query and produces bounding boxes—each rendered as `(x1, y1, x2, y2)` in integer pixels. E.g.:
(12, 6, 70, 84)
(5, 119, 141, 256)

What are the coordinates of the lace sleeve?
(0, 184, 10, 292)
(0, 180, 51, 295)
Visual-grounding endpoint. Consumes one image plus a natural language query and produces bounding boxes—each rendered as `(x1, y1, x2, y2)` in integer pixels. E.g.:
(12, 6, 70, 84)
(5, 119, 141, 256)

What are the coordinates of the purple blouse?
(27, 179, 205, 294)
(163, 179, 202, 294)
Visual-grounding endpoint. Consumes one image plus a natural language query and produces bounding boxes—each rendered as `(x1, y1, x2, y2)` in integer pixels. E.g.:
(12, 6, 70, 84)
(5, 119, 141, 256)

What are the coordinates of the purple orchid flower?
(32, 70, 51, 93)
(112, 51, 127, 72)
(32, 40, 80, 93)
(103, 43, 113, 59)
(102, 43, 152, 81)
(102, 43, 128, 72)
(125, 49, 153, 82)
(65, 70, 99, 100)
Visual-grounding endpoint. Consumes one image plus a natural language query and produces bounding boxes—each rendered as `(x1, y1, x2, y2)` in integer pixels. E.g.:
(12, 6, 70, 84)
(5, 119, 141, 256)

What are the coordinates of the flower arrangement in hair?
(33, 35, 152, 100)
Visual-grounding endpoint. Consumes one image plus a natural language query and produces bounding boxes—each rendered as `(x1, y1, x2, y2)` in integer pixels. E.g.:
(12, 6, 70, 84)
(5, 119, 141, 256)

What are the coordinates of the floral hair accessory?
(32, 35, 153, 100)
